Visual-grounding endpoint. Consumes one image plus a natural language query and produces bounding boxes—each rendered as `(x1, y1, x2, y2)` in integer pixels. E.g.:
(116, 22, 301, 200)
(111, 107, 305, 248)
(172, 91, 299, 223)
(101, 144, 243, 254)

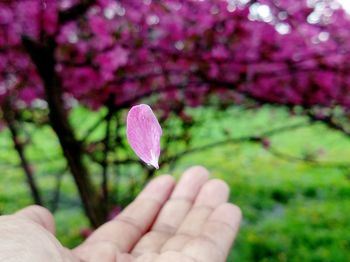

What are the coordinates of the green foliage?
(1, 106, 350, 261)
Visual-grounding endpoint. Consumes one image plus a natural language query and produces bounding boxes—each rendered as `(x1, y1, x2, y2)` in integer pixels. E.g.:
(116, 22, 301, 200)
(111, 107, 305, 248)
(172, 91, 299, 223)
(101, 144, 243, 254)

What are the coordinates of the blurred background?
(1, 0, 350, 261)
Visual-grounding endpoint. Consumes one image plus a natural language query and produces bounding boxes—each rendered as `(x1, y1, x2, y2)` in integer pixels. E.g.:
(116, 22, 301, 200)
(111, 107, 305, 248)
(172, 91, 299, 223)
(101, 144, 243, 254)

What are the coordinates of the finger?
(182, 203, 242, 262)
(75, 175, 175, 254)
(131, 166, 209, 256)
(14, 205, 55, 234)
(177, 179, 229, 235)
(161, 179, 229, 252)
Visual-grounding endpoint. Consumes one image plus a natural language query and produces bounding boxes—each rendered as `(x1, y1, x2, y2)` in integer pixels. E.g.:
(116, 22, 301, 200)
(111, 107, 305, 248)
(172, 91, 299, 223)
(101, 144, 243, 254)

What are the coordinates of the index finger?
(75, 175, 175, 253)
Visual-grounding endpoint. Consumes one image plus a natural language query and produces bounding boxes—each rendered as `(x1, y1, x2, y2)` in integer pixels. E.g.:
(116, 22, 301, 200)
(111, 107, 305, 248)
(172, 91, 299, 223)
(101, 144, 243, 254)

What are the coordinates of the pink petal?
(126, 104, 162, 169)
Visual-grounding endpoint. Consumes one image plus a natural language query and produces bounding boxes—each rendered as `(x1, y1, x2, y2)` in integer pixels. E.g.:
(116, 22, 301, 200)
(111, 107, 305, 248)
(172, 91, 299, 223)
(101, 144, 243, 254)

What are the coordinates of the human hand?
(0, 166, 241, 262)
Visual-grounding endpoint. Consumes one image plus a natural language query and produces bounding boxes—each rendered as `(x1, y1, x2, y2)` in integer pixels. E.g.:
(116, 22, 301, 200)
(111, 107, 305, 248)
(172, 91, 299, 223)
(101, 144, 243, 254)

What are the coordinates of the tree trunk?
(23, 37, 105, 227)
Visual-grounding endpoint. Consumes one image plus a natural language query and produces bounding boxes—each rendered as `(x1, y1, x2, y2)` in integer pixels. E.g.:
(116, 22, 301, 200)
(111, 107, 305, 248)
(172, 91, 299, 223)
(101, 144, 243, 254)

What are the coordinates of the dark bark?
(3, 100, 43, 205)
(22, 37, 105, 227)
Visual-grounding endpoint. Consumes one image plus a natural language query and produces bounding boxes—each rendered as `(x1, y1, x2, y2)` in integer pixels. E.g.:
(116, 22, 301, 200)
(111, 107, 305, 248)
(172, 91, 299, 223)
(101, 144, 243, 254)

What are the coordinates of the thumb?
(14, 205, 55, 234)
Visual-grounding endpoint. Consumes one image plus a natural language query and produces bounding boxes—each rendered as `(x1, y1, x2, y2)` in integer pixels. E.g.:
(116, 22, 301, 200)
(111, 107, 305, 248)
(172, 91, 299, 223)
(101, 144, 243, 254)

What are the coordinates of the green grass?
(1, 106, 350, 261)
(175, 144, 350, 261)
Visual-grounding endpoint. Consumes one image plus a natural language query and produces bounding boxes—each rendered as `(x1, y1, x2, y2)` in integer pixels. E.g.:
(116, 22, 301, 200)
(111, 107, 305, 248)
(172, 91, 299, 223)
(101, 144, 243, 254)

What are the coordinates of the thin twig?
(50, 166, 68, 213)
(101, 112, 112, 216)
(267, 147, 350, 169)
(161, 122, 309, 165)
(80, 112, 109, 143)
(2, 99, 43, 206)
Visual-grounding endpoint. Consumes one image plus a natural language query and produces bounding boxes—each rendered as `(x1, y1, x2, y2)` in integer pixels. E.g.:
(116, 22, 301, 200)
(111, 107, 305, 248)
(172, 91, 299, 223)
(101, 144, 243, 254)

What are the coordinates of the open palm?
(0, 166, 241, 262)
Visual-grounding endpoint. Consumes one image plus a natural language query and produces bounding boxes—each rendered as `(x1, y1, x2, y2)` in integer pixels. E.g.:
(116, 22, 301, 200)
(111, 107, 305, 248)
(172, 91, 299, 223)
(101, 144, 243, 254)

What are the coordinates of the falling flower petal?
(126, 104, 162, 169)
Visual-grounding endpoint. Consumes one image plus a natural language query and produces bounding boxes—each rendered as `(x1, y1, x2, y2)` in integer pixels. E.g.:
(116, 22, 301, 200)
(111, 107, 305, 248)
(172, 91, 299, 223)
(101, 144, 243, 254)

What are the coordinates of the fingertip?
(194, 179, 230, 207)
(205, 179, 230, 195)
(138, 175, 176, 200)
(171, 166, 210, 199)
(182, 166, 210, 180)
(210, 203, 242, 228)
(150, 174, 176, 189)
(158, 174, 176, 184)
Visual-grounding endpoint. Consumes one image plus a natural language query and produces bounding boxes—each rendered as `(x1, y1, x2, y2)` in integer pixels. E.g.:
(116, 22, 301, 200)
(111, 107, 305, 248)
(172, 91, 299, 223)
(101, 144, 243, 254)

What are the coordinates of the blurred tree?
(1, 0, 350, 226)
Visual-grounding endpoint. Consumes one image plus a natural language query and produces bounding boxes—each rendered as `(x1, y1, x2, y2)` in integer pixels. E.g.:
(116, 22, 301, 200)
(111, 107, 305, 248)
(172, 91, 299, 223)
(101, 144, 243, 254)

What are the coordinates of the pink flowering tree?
(1, 0, 350, 226)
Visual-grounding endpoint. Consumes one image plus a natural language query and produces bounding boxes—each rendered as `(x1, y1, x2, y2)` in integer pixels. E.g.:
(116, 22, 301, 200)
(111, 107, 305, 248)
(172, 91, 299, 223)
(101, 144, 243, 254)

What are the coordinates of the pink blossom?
(95, 46, 129, 80)
(126, 104, 162, 169)
(1, 0, 350, 119)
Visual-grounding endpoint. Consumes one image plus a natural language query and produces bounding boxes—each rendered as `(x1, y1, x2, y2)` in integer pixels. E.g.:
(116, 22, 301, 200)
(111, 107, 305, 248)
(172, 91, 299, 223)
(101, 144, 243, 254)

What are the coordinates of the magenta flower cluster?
(1, 0, 350, 115)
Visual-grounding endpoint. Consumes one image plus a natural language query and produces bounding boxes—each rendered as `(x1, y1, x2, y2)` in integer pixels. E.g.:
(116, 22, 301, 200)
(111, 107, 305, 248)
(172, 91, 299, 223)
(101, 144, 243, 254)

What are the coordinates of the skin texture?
(0, 166, 242, 262)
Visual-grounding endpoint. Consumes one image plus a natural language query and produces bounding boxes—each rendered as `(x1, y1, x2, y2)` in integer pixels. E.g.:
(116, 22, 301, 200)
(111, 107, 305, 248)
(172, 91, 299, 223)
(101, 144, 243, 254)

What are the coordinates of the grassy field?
(1, 106, 350, 261)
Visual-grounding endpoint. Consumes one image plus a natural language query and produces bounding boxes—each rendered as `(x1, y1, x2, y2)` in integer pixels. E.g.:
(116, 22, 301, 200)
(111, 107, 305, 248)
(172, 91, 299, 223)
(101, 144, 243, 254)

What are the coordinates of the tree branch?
(2, 99, 43, 205)
(307, 112, 350, 137)
(100, 111, 112, 216)
(80, 112, 109, 144)
(266, 147, 350, 170)
(161, 122, 309, 165)
(49, 166, 68, 213)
